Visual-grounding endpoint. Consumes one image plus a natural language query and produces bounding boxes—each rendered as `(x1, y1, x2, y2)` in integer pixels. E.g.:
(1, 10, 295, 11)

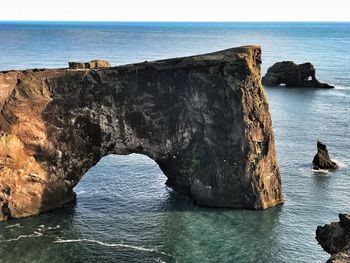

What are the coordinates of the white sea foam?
(36, 225, 60, 231)
(311, 159, 347, 174)
(53, 238, 173, 258)
(5, 223, 23, 229)
(333, 159, 347, 168)
(335, 85, 348, 90)
(46, 225, 61, 230)
(312, 169, 330, 175)
(0, 232, 43, 243)
(0, 225, 61, 243)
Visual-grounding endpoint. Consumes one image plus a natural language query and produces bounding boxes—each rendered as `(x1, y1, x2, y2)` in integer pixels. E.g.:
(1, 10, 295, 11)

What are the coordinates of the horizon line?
(0, 20, 349, 23)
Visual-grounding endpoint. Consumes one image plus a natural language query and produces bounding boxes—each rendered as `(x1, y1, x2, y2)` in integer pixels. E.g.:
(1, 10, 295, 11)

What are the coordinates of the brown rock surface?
(0, 45, 283, 221)
(262, 61, 334, 88)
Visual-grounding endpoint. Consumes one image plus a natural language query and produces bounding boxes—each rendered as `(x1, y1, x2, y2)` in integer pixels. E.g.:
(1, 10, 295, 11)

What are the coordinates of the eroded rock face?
(313, 140, 338, 170)
(262, 61, 334, 88)
(316, 214, 350, 262)
(0, 46, 284, 221)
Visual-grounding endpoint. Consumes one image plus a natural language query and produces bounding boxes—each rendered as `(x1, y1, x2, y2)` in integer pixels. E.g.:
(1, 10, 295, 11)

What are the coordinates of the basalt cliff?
(0, 46, 283, 221)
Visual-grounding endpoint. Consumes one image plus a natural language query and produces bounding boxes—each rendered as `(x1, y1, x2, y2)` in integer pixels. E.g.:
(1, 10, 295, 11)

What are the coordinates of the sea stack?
(316, 214, 350, 262)
(0, 46, 284, 221)
(262, 61, 334, 88)
(313, 141, 338, 170)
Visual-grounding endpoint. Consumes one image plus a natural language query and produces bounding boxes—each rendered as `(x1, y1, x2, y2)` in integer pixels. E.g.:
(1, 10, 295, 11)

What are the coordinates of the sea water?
(0, 22, 349, 263)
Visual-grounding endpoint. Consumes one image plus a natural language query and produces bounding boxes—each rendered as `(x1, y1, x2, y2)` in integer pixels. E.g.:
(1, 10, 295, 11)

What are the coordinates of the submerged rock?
(68, 59, 111, 69)
(313, 141, 338, 170)
(0, 45, 284, 221)
(262, 61, 334, 88)
(316, 214, 350, 262)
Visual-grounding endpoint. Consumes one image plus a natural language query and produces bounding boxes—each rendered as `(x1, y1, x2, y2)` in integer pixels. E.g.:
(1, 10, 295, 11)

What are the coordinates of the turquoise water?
(0, 22, 349, 262)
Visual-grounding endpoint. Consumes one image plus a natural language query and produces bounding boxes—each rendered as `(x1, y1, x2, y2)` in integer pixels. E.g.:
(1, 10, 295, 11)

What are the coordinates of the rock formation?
(313, 140, 338, 170)
(262, 61, 334, 88)
(316, 214, 350, 262)
(68, 60, 111, 69)
(0, 45, 284, 221)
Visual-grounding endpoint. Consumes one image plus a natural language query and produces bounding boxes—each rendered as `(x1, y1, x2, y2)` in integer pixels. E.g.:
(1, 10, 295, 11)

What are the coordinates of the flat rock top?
(0, 45, 261, 76)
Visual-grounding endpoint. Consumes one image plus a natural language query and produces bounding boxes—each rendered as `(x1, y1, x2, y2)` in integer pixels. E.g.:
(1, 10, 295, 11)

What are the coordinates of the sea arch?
(0, 46, 283, 221)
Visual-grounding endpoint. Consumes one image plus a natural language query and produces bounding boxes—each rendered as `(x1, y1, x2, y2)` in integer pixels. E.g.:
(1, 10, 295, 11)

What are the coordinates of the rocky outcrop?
(316, 214, 350, 262)
(0, 45, 284, 221)
(68, 60, 111, 69)
(262, 61, 334, 88)
(313, 141, 338, 170)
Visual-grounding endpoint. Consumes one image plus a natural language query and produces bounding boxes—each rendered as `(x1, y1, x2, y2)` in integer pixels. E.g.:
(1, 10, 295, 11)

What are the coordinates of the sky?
(0, 0, 349, 21)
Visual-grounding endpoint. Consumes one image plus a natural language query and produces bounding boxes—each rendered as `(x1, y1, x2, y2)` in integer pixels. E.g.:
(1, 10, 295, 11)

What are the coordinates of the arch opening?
(73, 153, 186, 215)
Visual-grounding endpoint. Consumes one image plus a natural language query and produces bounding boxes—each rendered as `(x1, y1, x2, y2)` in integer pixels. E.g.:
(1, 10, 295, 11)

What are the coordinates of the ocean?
(0, 22, 349, 263)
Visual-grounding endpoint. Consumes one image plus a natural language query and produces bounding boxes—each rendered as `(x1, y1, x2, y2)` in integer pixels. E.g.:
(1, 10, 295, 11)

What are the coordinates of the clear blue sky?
(1, 0, 349, 21)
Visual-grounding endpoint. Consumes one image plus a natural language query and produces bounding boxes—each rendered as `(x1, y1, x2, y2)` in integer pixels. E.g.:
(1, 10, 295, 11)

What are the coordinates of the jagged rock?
(313, 140, 338, 170)
(68, 59, 111, 69)
(316, 214, 350, 262)
(262, 61, 334, 88)
(0, 45, 284, 221)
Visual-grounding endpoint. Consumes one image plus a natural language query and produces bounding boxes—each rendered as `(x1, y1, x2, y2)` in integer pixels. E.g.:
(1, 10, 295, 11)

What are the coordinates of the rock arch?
(0, 46, 283, 221)
(262, 61, 334, 88)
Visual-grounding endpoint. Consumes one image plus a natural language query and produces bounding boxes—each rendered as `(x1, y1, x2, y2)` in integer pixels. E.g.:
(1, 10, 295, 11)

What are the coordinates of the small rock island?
(0, 46, 284, 221)
(313, 140, 338, 170)
(262, 61, 334, 88)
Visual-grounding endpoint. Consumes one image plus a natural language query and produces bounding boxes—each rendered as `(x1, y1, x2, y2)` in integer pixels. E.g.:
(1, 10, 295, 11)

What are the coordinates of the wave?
(53, 238, 173, 258)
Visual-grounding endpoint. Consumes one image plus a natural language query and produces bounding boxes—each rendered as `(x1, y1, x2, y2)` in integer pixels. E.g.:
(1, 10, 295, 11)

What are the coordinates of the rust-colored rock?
(68, 59, 111, 69)
(0, 46, 283, 221)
